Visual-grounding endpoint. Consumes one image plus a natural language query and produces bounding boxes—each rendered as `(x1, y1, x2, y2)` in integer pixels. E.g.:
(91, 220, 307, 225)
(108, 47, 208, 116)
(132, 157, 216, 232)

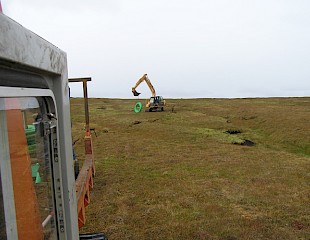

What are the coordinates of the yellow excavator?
(132, 74, 166, 112)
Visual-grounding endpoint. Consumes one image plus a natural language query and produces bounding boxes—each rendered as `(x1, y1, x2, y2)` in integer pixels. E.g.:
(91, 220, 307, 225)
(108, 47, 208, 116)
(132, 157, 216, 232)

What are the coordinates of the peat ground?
(70, 97, 310, 240)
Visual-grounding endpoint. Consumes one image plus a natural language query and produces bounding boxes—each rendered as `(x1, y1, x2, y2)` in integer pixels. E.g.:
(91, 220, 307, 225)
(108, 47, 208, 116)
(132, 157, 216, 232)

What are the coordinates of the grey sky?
(2, 0, 310, 98)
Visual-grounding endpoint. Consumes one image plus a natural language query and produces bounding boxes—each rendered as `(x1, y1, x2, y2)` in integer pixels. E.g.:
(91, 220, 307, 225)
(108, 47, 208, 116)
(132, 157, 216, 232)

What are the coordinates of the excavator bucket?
(132, 90, 141, 96)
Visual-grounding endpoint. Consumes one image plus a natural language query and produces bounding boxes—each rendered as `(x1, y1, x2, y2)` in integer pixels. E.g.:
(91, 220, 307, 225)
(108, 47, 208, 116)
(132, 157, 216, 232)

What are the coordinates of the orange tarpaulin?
(5, 98, 43, 240)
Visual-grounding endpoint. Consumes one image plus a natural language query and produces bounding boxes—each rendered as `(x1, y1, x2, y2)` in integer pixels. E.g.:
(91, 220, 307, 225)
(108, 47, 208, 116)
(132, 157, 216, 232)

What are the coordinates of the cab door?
(0, 96, 63, 239)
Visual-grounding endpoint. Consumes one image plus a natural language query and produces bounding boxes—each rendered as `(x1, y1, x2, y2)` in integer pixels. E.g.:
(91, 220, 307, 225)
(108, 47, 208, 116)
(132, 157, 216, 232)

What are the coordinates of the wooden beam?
(68, 77, 91, 83)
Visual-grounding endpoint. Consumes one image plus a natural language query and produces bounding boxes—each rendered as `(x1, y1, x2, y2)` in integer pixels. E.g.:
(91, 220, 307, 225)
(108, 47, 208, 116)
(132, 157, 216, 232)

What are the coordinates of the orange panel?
(6, 98, 44, 240)
(76, 154, 94, 229)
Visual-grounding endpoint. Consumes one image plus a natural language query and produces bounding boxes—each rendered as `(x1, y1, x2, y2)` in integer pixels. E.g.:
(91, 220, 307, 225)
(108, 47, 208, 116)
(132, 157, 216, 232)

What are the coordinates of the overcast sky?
(2, 0, 310, 98)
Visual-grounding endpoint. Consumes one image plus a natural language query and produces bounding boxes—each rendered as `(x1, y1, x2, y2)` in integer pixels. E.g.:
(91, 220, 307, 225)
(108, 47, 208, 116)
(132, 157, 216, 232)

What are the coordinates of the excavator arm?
(132, 74, 156, 97)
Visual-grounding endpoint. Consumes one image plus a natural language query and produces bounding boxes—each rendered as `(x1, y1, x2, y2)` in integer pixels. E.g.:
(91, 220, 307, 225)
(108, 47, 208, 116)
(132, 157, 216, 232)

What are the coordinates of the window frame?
(0, 87, 66, 239)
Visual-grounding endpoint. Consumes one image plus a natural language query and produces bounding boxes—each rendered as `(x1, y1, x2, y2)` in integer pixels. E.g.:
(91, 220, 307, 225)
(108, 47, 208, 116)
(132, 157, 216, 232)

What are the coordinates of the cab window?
(0, 97, 57, 239)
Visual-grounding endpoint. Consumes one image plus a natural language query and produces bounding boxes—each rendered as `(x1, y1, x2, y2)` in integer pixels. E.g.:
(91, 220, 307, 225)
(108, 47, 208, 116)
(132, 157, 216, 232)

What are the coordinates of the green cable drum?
(25, 124, 36, 156)
(134, 102, 143, 113)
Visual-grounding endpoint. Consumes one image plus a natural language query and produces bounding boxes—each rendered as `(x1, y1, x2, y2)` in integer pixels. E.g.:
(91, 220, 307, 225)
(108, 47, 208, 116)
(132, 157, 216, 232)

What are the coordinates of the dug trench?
(225, 129, 255, 146)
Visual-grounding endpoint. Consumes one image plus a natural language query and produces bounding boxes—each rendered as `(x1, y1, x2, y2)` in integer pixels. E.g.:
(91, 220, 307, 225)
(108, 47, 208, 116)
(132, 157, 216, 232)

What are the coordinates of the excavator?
(132, 74, 166, 112)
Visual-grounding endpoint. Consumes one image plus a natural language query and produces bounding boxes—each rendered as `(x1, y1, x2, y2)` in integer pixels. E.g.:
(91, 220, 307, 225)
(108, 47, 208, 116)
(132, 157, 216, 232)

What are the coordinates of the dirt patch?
(241, 115, 257, 120)
(226, 129, 242, 134)
(148, 119, 159, 123)
(291, 221, 305, 230)
(241, 139, 255, 146)
(129, 120, 142, 127)
(233, 139, 255, 146)
(102, 128, 109, 133)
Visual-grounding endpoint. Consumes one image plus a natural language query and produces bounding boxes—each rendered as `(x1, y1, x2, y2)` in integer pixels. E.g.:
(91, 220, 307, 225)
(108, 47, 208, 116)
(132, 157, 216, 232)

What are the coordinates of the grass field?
(70, 97, 310, 240)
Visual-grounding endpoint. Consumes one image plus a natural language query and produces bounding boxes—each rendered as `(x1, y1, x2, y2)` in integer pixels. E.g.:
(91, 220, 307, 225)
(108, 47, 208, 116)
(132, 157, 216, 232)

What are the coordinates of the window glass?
(0, 97, 57, 239)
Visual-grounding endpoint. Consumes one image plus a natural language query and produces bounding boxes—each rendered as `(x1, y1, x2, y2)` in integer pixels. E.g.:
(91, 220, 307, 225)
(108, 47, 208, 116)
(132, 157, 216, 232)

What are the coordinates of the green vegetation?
(71, 97, 310, 240)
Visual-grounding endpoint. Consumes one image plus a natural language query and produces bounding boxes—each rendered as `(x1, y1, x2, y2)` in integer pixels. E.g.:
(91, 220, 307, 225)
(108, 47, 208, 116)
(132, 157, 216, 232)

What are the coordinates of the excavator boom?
(132, 74, 156, 97)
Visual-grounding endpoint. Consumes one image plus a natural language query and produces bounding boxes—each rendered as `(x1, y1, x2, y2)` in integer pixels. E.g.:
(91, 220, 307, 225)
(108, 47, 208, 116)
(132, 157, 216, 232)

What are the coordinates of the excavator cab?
(147, 96, 165, 112)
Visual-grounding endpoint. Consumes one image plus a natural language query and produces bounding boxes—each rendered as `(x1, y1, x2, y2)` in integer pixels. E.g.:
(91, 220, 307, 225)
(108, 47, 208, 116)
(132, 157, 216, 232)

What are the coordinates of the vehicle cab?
(0, 13, 79, 239)
(148, 96, 165, 111)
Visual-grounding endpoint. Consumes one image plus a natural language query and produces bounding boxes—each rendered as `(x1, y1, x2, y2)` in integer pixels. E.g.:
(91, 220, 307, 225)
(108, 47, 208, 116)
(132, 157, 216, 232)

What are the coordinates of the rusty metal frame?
(68, 77, 95, 229)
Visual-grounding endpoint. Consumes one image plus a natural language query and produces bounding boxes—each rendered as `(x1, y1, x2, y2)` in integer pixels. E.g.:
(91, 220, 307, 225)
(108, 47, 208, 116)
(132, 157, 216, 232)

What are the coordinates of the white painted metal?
(0, 14, 66, 75)
(0, 87, 53, 98)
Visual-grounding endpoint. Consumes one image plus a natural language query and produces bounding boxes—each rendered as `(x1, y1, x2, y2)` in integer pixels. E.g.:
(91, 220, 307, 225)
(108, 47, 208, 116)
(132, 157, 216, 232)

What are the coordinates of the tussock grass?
(71, 97, 310, 239)
(195, 127, 245, 144)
